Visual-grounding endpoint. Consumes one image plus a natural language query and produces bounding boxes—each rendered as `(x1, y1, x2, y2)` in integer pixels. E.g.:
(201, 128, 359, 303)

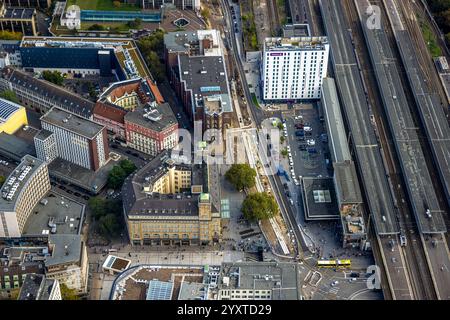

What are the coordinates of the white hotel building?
(262, 37, 329, 101)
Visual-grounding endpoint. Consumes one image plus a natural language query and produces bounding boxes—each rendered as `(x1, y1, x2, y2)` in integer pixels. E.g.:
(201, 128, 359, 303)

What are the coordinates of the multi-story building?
(18, 274, 62, 300)
(2, 0, 51, 8)
(0, 97, 28, 134)
(44, 234, 89, 293)
(0, 40, 21, 66)
(40, 107, 110, 171)
(217, 262, 301, 300)
(0, 66, 95, 118)
(124, 103, 178, 156)
(0, 155, 50, 237)
(0, 235, 89, 293)
(136, 0, 200, 10)
(164, 30, 233, 131)
(262, 36, 329, 101)
(34, 129, 58, 163)
(93, 102, 127, 139)
(93, 77, 165, 140)
(122, 150, 222, 246)
(0, 4, 37, 36)
(19, 36, 153, 80)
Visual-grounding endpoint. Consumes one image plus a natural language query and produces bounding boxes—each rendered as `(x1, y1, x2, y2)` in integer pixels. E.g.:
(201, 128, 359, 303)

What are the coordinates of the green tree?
(88, 24, 105, 31)
(42, 70, 65, 86)
(119, 159, 137, 175)
(60, 283, 79, 300)
(88, 196, 106, 219)
(225, 164, 257, 191)
(128, 18, 142, 29)
(113, 0, 121, 8)
(0, 90, 19, 103)
(0, 31, 22, 40)
(98, 213, 120, 237)
(107, 165, 127, 189)
(146, 51, 165, 82)
(242, 192, 278, 221)
(201, 7, 210, 21)
(0, 176, 5, 187)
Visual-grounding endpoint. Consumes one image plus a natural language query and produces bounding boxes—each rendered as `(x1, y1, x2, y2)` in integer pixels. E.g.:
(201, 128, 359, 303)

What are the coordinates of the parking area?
(282, 105, 331, 182)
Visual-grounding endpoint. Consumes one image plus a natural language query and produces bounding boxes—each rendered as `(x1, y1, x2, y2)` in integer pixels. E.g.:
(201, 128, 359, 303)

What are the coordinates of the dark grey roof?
(321, 78, 351, 163)
(219, 262, 300, 300)
(301, 177, 339, 220)
(0, 132, 36, 161)
(1, 67, 94, 118)
(18, 274, 56, 300)
(178, 55, 229, 98)
(2, 8, 35, 20)
(34, 129, 53, 141)
(333, 161, 362, 205)
(124, 103, 177, 133)
(45, 234, 82, 267)
(41, 107, 104, 139)
(122, 150, 212, 218)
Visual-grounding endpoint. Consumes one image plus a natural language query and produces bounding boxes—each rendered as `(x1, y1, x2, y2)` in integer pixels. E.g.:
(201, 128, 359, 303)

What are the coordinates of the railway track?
(267, 0, 281, 36)
(342, 0, 441, 299)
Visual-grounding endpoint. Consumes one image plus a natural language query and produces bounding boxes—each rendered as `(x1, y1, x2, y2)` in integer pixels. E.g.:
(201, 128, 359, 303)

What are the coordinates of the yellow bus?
(317, 259, 351, 268)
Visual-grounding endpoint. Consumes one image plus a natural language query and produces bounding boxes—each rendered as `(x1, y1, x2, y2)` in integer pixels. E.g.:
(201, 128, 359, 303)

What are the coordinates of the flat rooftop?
(48, 156, 117, 194)
(265, 36, 328, 51)
(322, 78, 351, 163)
(0, 155, 44, 212)
(124, 103, 177, 133)
(164, 29, 222, 56)
(41, 107, 104, 140)
(2, 8, 35, 20)
(0, 132, 35, 162)
(20, 36, 150, 79)
(178, 55, 229, 98)
(301, 177, 339, 220)
(202, 94, 233, 115)
(103, 255, 131, 272)
(283, 24, 310, 37)
(333, 161, 363, 205)
(22, 190, 84, 236)
(219, 262, 299, 300)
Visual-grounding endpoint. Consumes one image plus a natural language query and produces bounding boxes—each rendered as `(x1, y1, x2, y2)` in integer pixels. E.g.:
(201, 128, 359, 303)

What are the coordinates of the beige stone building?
(122, 151, 222, 245)
(0, 155, 50, 237)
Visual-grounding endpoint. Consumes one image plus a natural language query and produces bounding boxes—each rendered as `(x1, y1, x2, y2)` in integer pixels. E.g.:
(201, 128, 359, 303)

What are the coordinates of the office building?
(217, 262, 301, 300)
(19, 36, 152, 80)
(18, 274, 62, 300)
(94, 77, 165, 140)
(124, 103, 178, 156)
(0, 66, 95, 118)
(0, 98, 28, 134)
(0, 4, 37, 36)
(2, 0, 51, 8)
(40, 107, 110, 171)
(137, 0, 200, 10)
(34, 129, 58, 163)
(122, 150, 222, 246)
(0, 235, 89, 293)
(0, 155, 50, 237)
(262, 36, 329, 100)
(0, 40, 21, 66)
(164, 30, 233, 130)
